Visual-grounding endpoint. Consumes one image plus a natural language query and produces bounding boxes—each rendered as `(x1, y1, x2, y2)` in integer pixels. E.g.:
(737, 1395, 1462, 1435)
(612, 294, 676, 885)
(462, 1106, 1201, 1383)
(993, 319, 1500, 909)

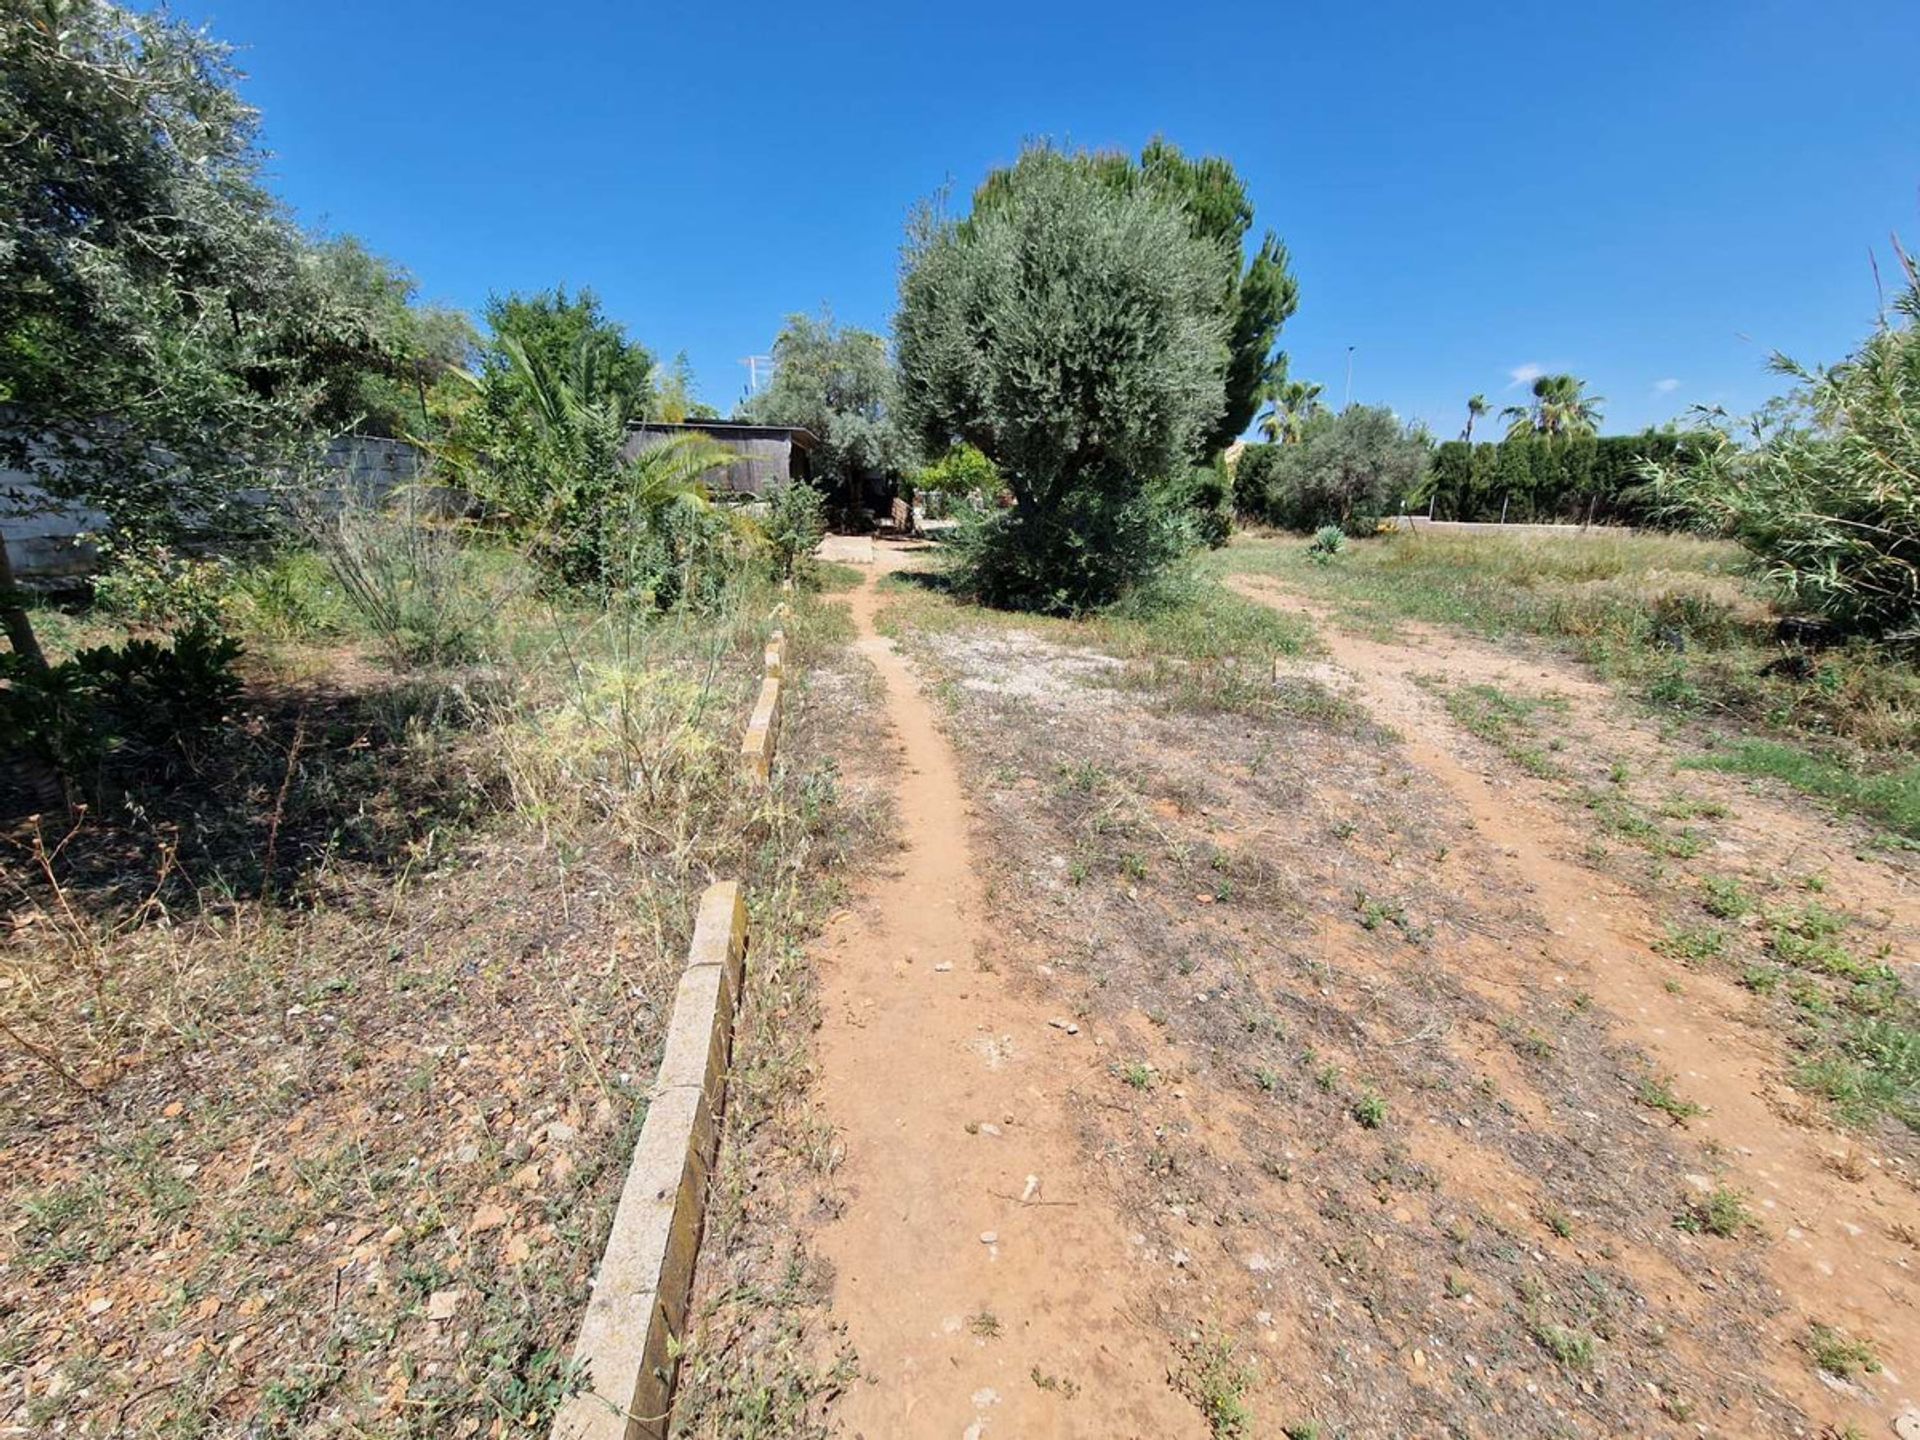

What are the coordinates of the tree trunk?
(0, 533, 48, 671)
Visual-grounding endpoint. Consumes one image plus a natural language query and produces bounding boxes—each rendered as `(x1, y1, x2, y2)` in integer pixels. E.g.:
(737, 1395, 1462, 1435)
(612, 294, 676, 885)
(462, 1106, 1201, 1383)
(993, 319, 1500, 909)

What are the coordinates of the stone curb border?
(739, 676, 782, 782)
(550, 881, 749, 1440)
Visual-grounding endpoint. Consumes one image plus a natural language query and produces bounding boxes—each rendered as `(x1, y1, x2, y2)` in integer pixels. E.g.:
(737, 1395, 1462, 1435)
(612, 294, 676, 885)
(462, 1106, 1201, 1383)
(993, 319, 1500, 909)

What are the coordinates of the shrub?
(1642, 257, 1920, 638)
(761, 479, 828, 581)
(1, 623, 243, 803)
(1176, 464, 1234, 549)
(1238, 406, 1428, 531)
(944, 479, 1200, 616)
(89, 542, 233, 631)
(914, 443, 1001, 499)
(895, 144, 1234, 612)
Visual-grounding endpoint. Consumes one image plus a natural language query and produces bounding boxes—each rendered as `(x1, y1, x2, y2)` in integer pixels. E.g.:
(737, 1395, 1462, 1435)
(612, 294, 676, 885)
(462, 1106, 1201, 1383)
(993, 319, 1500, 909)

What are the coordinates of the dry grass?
(0, 565, 864, 1437)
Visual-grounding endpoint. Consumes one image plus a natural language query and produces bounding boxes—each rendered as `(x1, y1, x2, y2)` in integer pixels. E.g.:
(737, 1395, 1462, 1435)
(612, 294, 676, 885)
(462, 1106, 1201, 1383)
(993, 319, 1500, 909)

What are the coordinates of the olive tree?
(739, 311, 916, 489)
(1237, 406, 1430, 531)
(0, 0, 437, 664)
(895, 147, 1232, 611)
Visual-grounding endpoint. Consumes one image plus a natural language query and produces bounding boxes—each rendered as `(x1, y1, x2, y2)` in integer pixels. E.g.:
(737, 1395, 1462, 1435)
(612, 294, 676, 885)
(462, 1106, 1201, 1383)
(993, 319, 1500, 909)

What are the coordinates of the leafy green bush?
(1, 624, 243, 802)
(914, 443, 1001, 498)
(89, 542, 233, 631)
(1643, 260, 1920, 637)
(1176, 464, 1234, 549)
(761, 480, 827, 581)
(1237, 407, 1427, 531)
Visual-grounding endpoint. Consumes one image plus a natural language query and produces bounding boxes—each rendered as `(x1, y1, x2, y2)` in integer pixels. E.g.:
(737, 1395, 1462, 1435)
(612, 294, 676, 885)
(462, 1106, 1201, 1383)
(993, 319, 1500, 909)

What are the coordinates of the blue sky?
(204, 0, 1918, 437)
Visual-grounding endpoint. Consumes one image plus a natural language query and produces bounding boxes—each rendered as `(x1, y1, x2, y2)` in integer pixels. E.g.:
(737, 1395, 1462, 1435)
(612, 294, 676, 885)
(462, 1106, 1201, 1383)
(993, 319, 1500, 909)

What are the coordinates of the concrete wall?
(0, 436, 423, 583)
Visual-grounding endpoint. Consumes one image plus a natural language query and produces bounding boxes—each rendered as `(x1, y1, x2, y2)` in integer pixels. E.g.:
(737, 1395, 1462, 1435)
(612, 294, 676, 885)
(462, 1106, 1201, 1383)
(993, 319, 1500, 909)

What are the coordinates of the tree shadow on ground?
(2, 668, 509, 922)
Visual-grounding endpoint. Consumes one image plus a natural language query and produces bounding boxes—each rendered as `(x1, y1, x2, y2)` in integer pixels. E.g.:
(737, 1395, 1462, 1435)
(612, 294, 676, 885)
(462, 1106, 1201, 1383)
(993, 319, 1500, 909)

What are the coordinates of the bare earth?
(811, 556, 1203, 1438)
(699, 541, 1919, 1439)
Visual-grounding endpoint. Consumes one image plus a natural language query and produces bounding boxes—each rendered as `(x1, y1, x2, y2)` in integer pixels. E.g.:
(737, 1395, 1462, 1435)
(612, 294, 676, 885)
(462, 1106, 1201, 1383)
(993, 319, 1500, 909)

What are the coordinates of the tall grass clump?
(306, 484, 501, 667)
(1644, 249, 1920, 640)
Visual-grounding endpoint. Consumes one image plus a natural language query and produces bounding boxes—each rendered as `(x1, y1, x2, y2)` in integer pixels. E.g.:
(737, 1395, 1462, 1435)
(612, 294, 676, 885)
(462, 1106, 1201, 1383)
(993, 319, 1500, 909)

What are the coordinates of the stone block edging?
(549, 881, 749, 1440)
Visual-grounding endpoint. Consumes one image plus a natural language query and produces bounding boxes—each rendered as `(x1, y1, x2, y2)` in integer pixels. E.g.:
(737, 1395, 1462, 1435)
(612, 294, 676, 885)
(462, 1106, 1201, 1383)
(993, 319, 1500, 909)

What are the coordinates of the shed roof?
(627, 420, 820, 449)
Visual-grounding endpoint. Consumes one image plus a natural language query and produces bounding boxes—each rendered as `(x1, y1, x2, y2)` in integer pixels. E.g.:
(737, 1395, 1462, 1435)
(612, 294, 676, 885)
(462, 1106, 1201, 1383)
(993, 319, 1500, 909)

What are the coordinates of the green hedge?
(1424, 432, 1712, 526)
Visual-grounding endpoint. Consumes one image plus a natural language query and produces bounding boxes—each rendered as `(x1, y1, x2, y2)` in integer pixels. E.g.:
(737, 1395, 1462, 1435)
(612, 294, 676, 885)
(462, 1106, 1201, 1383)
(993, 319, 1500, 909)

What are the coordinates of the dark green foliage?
(897, 145, 1232, 611)
(1426, 432, 1711, 524)
(479, 288, 655, 423)
(1177, 464, 1235, 548)
(945, 483, 1200, 617)
(1, 624, 243, 800)
(1236, 407, 1428, 531)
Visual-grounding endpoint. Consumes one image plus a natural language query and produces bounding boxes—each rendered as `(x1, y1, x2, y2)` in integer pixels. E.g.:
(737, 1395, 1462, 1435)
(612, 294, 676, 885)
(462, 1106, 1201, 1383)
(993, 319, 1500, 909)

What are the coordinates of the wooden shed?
(622, 421, 818, 497)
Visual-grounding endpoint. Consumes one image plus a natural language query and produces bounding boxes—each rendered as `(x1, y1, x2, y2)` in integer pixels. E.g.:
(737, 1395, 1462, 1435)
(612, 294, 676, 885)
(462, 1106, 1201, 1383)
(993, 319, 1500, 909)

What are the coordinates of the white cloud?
(1507, 363, 1544, 388)
(1653, 377, 1681, 394)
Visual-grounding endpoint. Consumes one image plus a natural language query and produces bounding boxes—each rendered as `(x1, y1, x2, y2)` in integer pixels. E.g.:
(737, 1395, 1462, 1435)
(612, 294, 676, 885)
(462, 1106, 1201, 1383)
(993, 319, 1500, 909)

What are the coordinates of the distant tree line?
(1424, 431, 1713, 526)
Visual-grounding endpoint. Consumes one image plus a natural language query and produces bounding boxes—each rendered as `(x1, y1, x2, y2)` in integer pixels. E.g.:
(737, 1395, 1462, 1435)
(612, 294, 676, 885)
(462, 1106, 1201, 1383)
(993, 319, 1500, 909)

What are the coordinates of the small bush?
(761, 479, 828, 580)
(90, 542, 233, 632)
(1, 623, 243, 801)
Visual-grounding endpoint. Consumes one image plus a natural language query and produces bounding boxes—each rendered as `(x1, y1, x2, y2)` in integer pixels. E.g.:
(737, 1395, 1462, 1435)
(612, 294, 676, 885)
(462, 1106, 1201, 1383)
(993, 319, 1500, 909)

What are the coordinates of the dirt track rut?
(1230, 571, 1920, 1425)
(810, 560, 1201, 1438)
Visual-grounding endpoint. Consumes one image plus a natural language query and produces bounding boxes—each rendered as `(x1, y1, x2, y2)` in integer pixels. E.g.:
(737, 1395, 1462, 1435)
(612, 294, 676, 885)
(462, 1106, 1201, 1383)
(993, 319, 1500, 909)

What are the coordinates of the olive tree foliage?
(1, 2, 306, 547)
(896, 147, 1234, 612)
(1642, 254, 1920, 638)
(972, 138, 1298, 454)
(0, 0, 465, 664)
(738, 311, 916, 487)
(1237, 406, 1430, 532)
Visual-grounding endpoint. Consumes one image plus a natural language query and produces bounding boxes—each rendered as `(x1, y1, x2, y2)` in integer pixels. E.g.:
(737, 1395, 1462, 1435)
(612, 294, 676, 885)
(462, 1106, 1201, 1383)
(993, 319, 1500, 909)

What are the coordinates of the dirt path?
(1230, 572, 1920, 1422)
(810, 555, 1203, 1438)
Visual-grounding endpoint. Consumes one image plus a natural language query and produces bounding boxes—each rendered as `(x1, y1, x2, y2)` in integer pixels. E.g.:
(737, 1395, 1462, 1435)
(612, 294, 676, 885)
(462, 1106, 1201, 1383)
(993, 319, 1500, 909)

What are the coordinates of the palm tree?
(1257, 378, 1326, 444)
(1500, 374, 1605, 439)
(1462, 394, 1489, 442)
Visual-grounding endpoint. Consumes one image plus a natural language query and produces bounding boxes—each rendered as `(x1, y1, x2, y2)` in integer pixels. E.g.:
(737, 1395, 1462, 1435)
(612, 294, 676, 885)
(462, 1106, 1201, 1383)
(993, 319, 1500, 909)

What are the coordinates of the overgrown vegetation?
(1219, 531, 1919, 834)
(1643, 251, 1920, 639)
